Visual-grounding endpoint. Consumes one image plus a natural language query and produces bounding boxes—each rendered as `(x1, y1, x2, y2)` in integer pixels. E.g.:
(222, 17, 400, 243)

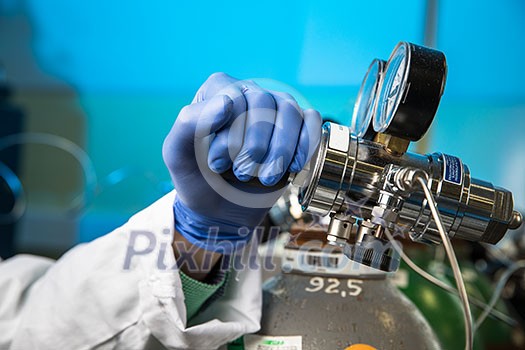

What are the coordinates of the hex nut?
(371, 206, 399, 224)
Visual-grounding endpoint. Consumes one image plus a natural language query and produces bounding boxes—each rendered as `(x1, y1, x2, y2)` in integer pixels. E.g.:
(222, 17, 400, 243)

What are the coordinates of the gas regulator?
(293, 41, 523, 273)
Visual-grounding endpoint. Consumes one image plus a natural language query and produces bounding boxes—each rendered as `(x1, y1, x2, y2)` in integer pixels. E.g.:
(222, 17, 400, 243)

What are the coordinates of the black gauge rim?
(373, 41, 447, 141)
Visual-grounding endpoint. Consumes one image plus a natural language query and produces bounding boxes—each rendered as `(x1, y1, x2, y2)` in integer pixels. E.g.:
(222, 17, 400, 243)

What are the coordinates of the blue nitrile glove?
(163, 73, 322, 253)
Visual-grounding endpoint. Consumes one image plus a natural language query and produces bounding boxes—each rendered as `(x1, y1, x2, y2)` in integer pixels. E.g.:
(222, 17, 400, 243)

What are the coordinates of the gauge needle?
(387, 85, 399, 108)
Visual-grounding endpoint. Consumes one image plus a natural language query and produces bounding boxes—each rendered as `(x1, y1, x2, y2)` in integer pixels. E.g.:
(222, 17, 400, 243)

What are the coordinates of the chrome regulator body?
(294, 41, 523, 271)
(292, 41, 524, 272)
(299, 122, 521, 246)
(295, 122, 522, 272)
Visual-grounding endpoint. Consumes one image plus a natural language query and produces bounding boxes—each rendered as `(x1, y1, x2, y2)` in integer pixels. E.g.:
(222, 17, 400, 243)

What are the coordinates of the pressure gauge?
(351, 59, 385, 140)
(373, 42, 447, 141)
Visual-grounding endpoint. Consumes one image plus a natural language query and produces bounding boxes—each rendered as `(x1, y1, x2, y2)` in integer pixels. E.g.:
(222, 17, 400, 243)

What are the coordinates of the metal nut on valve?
(393, 167, 429, 192)
(326, 213, 355, 247)
(371, 206, 399, 226)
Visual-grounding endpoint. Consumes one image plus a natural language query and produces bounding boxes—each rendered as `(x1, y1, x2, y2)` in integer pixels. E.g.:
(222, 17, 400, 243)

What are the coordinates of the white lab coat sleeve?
(0, 191, 262, 350)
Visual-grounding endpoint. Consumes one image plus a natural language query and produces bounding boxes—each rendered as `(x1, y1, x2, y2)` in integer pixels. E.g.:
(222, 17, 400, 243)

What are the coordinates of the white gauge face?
(374, 43, 408, 133)
(351, 59, 383, 138)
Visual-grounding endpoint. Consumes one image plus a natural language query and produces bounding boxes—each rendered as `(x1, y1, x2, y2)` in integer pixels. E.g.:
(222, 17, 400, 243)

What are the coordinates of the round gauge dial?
(373, 42, 447, 141)
(375, 44, 407, 133)
(351, 59, 385, 139)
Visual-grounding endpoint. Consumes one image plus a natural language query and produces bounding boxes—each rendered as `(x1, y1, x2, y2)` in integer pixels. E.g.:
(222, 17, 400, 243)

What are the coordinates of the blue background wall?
(2, 0, 524, 242)
(23, 0, 525, 98)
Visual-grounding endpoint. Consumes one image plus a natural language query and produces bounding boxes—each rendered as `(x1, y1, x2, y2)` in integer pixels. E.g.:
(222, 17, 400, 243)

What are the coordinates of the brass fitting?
(373, 133, 410, 156)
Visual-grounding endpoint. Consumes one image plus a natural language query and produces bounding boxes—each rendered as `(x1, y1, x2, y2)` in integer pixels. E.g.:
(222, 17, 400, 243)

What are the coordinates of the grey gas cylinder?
(256, 249, 441, 350)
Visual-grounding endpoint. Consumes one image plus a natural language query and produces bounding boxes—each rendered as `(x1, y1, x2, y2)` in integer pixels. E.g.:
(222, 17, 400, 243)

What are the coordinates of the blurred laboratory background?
(0, 0, 524, 258)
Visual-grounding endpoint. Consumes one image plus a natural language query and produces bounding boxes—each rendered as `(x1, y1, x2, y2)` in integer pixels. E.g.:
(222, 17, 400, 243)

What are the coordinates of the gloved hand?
(163, 72, 322, 253)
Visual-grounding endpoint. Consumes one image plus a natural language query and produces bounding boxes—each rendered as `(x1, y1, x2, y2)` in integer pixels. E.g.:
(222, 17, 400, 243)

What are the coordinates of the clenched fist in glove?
(163, 73, 321, 254)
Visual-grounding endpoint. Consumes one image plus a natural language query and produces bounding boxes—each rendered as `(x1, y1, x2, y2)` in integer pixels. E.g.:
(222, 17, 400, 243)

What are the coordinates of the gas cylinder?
(229, 227, 441, 350)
